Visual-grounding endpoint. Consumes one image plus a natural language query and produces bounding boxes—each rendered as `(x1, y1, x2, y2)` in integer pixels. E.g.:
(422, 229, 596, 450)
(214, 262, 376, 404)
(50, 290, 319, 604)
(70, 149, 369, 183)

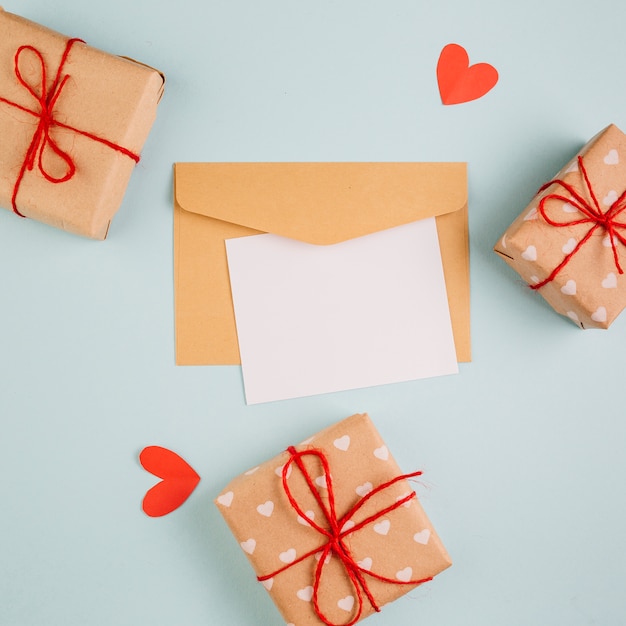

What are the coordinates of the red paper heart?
(437, 43, 498, 105)
(140, 446, 200, 517)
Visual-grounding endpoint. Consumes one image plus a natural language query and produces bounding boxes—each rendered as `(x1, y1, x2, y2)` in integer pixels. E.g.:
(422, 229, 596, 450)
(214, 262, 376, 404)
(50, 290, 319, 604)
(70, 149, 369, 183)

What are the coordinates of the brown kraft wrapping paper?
(215, 413, 452, 626)
(0, 7, 164, 239)
(494, 124, 626, 328)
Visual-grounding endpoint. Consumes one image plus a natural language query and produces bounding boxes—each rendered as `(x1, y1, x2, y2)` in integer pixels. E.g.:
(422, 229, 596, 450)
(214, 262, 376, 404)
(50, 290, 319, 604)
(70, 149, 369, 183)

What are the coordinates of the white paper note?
(225, 218, 458, 404)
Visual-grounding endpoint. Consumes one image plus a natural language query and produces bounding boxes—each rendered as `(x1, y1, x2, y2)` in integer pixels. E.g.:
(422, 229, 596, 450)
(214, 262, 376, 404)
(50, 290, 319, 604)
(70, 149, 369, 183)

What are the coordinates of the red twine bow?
(530, 155, 626, 290)
(257, 446, 432, 626)
(0, 39, 140, 217)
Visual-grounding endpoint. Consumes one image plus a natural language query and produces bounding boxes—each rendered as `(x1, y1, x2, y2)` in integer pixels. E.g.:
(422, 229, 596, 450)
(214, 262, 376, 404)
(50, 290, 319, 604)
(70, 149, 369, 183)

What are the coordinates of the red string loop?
(257, 446, 432, 626)
(0, 39, 140, 218)
(530, 156, 626, 290)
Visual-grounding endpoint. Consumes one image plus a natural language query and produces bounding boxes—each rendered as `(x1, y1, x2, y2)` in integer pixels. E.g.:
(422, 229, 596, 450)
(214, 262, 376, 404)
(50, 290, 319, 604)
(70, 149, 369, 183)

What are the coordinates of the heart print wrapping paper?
(215, 413, 451, 626)
(494, 124, 626, 328)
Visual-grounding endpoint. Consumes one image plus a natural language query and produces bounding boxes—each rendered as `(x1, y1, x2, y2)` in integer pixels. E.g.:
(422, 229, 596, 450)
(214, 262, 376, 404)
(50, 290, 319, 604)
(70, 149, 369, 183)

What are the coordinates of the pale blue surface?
(1, 1, 626, 625)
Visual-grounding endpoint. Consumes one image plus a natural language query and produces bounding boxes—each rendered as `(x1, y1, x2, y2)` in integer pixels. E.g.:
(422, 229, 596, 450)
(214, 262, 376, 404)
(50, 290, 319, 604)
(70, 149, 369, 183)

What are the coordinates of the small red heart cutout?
(437, 43, 498, 105)
(140, 446, 200, 517)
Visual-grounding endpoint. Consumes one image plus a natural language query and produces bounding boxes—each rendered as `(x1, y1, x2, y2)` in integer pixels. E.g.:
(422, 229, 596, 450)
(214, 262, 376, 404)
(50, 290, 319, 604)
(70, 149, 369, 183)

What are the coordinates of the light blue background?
(1, 1, 625, 625)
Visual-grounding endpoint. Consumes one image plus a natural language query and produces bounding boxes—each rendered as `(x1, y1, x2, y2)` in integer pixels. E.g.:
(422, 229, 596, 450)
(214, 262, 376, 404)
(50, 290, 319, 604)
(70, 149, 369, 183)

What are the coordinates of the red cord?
(257, 446, 432, 626)
(530, 156, 626, 290)
(0, 39, 140, 218)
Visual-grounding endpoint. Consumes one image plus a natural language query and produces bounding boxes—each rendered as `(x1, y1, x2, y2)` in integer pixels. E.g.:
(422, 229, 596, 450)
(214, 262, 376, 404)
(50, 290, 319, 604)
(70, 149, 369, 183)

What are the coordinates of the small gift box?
(494, 124, 626, 328)
(215, 413, 451, 626)
(0, 8, 164, 239)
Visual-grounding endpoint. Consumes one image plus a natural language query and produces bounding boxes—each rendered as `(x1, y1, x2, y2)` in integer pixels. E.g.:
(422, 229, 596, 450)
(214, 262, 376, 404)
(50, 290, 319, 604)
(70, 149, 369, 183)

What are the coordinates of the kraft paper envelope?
(173, 162, 471, 365)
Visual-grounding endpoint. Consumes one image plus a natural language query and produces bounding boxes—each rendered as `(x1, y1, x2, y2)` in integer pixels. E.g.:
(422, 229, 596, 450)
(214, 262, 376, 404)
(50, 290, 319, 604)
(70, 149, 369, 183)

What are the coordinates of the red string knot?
(530, 155, 626, 290)
(256, 445, 432, 626)
(0, 38, 141, 218)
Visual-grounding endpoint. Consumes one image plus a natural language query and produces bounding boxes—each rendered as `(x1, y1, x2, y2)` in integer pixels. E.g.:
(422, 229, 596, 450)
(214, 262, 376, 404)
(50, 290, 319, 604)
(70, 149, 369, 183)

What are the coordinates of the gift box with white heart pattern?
(215, 413, 451, 626)
(494, 124, 626, 328)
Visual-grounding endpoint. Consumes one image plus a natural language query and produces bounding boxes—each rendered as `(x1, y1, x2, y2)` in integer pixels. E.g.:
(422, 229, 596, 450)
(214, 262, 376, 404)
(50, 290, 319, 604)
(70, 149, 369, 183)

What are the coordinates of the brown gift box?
(215, 413, 451, 626)
(0, 8, 164, 239)
(494, 124, 626, 328)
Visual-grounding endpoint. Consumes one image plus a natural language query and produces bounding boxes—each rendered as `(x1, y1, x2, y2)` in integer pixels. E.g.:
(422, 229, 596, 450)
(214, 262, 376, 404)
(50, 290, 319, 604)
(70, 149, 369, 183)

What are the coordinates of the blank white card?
(225, 218, 458, 404)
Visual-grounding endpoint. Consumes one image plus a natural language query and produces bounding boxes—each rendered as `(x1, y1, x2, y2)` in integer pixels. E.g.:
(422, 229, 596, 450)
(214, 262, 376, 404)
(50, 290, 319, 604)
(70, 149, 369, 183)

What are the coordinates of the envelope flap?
(174, 162, 467, 245)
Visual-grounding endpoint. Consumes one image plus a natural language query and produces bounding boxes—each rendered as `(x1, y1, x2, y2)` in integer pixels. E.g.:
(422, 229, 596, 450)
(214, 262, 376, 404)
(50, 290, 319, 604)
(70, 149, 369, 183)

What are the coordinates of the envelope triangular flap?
(174, 162, 467, 245)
